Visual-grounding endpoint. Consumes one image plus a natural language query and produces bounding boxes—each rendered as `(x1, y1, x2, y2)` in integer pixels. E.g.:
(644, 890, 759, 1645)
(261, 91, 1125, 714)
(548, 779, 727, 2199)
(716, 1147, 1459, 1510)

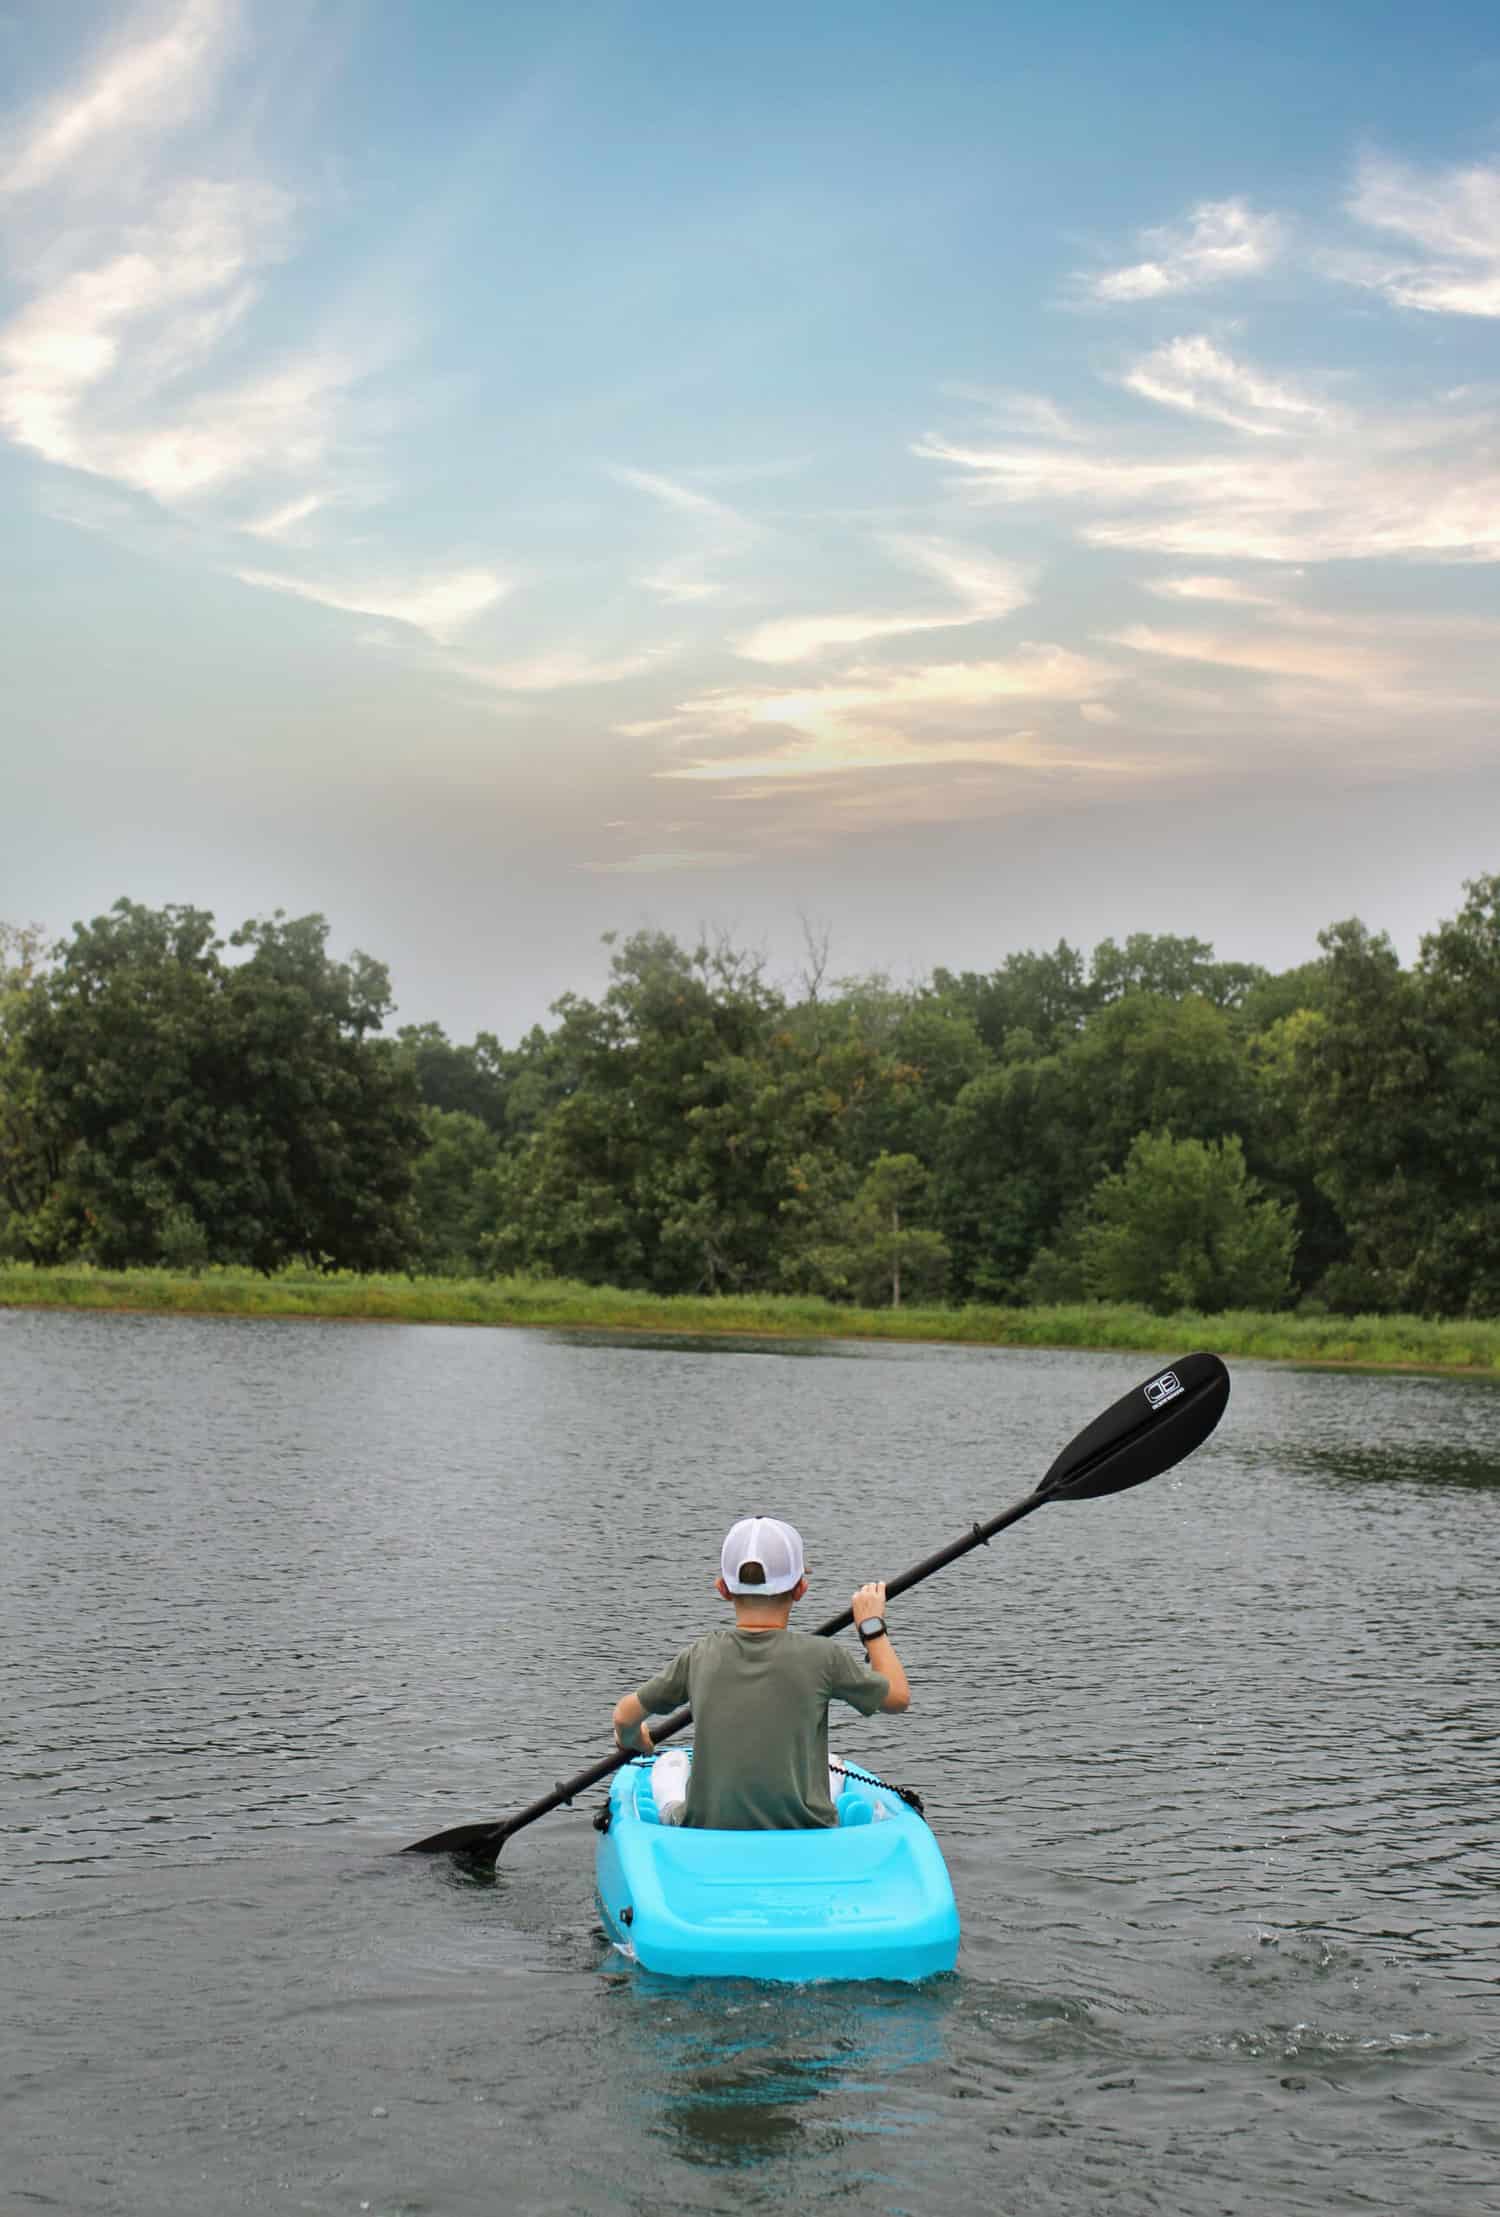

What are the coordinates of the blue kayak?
(595, 1752, 959, 1983)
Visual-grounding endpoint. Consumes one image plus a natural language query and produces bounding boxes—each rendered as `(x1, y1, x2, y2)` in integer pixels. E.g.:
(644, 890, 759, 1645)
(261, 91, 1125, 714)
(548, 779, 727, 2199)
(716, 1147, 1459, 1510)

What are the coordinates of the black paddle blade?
(403, 1817, 506, 1859)
(1039, 1351, 1229, 1503)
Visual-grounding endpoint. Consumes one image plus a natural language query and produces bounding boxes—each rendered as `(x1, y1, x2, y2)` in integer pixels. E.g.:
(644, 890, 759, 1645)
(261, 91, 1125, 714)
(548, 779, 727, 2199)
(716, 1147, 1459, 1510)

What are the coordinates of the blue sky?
(3, 0, 1499, 1034)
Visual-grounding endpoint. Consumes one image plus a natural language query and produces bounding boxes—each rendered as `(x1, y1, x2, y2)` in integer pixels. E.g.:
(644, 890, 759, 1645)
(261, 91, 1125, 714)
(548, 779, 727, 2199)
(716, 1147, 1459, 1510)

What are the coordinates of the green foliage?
(13, 901, 420, 1271)
(1285, 900, 1500, 1314)
(409, 1108, 504, 1273)
(791, 1151, 950, 1307)
(1089, 932, 1267, 1010)
(5, 875, 1500, 1320)
(0, 925, 50, 1258)
(1078, 1132, 1298, 1314)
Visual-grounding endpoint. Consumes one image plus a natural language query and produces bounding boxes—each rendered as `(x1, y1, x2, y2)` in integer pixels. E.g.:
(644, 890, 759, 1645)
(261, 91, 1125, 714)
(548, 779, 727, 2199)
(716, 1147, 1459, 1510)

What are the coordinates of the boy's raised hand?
(850, 1580, 887, 1621)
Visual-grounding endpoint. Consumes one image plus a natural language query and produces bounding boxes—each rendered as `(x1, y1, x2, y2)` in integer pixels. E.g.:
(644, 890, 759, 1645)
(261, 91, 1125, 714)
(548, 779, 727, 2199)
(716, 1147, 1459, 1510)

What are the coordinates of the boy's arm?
(614, 1647, 691, 1753)
(851, 1580, 911, 1712)
(612, 1692, 654, 1754)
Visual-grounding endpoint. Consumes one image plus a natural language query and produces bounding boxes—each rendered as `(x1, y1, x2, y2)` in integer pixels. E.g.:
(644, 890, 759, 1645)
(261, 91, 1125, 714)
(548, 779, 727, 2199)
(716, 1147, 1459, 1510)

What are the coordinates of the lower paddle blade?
(404, 1817, 505, 1858)
(1040, 1351, 1229, 1503)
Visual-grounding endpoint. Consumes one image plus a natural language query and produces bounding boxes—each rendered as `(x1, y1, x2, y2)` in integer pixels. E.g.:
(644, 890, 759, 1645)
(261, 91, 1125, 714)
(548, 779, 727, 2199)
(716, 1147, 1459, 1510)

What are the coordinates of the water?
(2, 1309, 1496, 2216)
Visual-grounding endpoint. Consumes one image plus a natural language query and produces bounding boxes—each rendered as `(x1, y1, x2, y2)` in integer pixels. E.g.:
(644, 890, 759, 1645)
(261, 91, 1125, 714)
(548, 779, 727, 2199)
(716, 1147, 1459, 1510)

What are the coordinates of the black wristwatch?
(856, 1615, 888, 1645)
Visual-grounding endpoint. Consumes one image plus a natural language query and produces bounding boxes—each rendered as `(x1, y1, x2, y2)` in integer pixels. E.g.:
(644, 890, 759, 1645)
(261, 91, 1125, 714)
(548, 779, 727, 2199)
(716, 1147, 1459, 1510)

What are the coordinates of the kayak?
(595, 1751, 960, 1983)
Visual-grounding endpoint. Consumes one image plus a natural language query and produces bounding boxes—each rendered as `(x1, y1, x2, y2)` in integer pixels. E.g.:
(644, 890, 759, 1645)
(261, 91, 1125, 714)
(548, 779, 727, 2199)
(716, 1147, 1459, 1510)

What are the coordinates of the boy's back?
(634, 1624, 887, 1829)
(613, 1516, 911, 1831)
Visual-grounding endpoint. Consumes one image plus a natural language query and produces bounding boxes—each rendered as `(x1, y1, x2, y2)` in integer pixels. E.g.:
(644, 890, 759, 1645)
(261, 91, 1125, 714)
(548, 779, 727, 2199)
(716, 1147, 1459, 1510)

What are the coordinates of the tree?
(0, 922, 50, 1255)
(932, 941, 1093, 1056)
(792, 1152, 949, 1308)
(1409, 875, 1500, 1313)
(1288, 917, 1439, 1312)
(409, 1108, 503, 1274)
(1078, 1131, 1297, 1314)
(933, 1052, 1077, 1299)
(19, 901, 421, 1270)
(1059, 992, 1258, 1173)
(1090, 931, 1266, 1010)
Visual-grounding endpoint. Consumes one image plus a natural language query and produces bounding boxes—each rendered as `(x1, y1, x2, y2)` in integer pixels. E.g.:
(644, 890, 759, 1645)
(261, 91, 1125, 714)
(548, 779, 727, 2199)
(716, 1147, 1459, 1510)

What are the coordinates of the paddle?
(404, 1349, 1230, 1868)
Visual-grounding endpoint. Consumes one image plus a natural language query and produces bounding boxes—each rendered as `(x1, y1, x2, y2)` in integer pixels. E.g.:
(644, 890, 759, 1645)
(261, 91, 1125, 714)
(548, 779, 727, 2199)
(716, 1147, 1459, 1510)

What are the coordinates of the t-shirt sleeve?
(634, 1646, 693, 1715)
(825, 1640, 889, 1715)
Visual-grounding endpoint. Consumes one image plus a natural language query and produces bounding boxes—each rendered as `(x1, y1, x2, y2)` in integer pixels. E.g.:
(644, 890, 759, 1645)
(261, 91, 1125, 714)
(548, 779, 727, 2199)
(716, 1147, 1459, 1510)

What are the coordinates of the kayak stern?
(596, 1755, 959, 1983)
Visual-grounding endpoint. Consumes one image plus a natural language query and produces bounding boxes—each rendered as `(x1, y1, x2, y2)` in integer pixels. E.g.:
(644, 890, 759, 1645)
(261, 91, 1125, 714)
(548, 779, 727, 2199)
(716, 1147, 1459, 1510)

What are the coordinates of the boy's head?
(716, 1515, 807, 1614)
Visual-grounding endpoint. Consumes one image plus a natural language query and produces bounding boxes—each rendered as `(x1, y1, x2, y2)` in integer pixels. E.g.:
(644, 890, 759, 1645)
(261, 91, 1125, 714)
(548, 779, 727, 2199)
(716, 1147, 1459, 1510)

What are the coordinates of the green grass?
(2, 1262, 1499, 1375)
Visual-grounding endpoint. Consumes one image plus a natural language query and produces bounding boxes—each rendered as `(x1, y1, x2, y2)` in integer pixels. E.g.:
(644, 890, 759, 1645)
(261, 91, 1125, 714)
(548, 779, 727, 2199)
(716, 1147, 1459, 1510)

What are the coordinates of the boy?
(610, 1514, 911, 1830)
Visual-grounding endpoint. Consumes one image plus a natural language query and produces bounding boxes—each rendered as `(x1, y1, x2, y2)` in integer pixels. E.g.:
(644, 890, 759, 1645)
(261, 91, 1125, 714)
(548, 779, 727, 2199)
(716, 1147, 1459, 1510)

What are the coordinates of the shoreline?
(3, 1266, 1498, 1379)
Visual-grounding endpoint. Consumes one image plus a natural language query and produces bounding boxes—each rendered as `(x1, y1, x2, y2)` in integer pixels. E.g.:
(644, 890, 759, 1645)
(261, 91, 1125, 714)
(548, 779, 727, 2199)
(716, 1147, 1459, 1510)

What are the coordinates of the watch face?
(858, 1616, 885, 1640)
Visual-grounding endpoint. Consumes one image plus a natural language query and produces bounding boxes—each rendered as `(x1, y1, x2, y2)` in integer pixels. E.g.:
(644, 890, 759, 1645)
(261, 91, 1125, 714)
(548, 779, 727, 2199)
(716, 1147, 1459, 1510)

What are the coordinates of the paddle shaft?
(402, 1350, 1230, 1860)
(425, 1489, 1048, 1857)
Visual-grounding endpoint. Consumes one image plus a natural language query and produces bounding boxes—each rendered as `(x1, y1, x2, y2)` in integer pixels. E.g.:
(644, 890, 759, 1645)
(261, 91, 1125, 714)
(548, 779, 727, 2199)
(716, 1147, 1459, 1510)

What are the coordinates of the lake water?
(2, 1309, 1496, 2216)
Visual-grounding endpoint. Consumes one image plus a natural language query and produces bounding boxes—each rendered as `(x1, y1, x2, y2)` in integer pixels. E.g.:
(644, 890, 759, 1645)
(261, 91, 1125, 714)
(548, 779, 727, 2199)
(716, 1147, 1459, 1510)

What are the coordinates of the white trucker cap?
(720, 1515, 805, 1594)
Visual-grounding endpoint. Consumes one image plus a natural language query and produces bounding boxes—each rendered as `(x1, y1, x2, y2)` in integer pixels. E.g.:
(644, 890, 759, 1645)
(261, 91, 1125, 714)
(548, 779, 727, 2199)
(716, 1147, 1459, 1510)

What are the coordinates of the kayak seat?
(627, 1756, 882, 1828)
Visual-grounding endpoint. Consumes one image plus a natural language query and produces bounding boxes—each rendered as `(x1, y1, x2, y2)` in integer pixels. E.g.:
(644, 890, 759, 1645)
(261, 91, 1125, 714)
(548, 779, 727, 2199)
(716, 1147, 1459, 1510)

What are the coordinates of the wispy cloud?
(938, 386, 1090, 441)
(1346, 155, 1500, 318)
(1123, 336, 1327, 436)
(733, 536, 1029, 663)
(586, 848, 747, 874)
(608, 462, 757, 604)
(1146, 573, 1281, 605)
(234, 564, 509, 642)
(1089, 197, 1282, 302)
(0, 0, 237, 199)
(241, 491, 326, 541)
(0, 178, 297, 480)
(450, 641, 681, 692)
(1109, 621, 1410, 689)
(648, 646, 1117, 782)
(0, 0, 551, 697)
(920, 377, 1500, 564)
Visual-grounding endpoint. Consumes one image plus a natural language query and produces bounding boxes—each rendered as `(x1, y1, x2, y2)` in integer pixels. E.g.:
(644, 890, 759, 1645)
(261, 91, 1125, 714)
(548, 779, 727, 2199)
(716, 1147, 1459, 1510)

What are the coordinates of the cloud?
(920, 379, 1500, 564)
(733, 536, 1029, 663)
(0, 4, 403, 545)
(1123, 336, 1327, 436)
(608, 461, 757, 605)
(1090, 198, 1282, 302)
(604, 464, 740, 522)
(0, 178, 296, 479)
(938, 386, 1090, 440)
(1347, 155, 1500, 318)
(1109, 622, 1410, 689)
(1145, 574, 1280, 606)
(450, 642, 681, 692)
(234, 564, 509, 641)
(241, 491, 325, 540)
(648, 646, 1119, 782)
(0, 0, 237, 199)
(585, 849, 748, 874)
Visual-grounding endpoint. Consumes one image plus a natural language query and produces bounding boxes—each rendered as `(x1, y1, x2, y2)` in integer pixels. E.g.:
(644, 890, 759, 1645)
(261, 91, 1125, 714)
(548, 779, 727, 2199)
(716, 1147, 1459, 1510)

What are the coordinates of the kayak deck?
(595, 1752, 959, 1983)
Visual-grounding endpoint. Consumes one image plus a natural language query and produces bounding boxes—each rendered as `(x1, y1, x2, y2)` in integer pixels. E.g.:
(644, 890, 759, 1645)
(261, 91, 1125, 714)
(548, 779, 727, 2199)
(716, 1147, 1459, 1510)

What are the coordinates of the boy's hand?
(851, 1580, 887, 1622)
(616, 1719, 654, 1755)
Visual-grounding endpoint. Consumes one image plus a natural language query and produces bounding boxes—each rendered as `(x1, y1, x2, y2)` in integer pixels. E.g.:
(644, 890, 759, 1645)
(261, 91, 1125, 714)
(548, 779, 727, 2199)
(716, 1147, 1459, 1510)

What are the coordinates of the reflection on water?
(1287, 1438, 1500, 1490)
(606, 1970, 953, 2170)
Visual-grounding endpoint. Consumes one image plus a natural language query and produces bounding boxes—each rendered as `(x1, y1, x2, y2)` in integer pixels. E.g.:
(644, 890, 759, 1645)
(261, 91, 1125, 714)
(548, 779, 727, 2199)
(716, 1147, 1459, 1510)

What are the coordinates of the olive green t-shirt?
(634, 1626, 889, 1830)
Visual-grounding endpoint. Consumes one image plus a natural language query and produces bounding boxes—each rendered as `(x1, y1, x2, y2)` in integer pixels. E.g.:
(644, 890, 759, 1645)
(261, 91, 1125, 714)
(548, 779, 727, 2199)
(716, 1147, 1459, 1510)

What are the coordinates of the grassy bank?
(2, 1263, 1498, 1374)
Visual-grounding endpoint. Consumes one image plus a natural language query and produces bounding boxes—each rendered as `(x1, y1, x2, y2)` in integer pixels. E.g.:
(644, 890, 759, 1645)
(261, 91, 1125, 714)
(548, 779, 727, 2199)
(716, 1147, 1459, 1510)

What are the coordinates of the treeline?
(2, 879, 1498, 1317)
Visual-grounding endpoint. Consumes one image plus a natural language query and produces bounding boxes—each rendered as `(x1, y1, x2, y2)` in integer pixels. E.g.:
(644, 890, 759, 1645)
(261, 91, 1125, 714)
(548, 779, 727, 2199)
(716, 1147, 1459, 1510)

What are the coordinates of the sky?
(3, 0, 1499, 1038)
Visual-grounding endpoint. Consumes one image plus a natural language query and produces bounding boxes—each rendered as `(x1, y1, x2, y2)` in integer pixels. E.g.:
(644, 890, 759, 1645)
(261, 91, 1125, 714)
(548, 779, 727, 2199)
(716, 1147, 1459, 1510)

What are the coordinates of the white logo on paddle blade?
(1144, 1370, 1183, 1410)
